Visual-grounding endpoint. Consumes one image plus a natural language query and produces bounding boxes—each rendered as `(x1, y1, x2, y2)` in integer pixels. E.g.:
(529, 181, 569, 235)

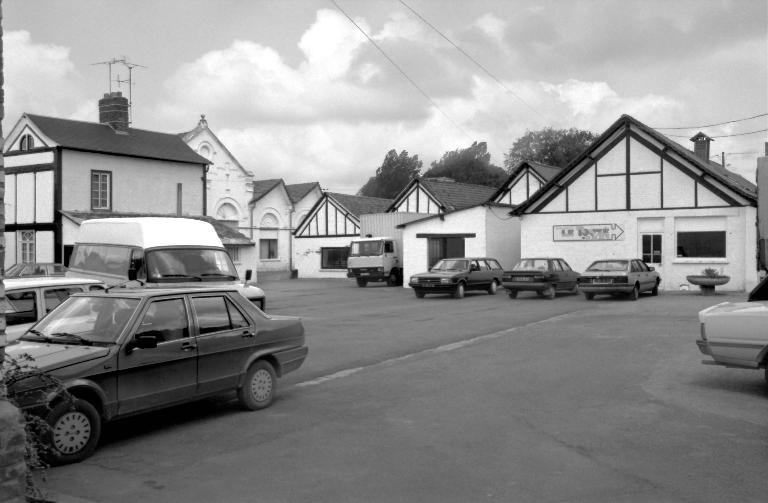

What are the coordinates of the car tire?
(508, 289, 518, 299)
(414, 290, 425, 298)
(454, 283, 465, 299)
(543, 286, 556, 300)
(630, 285, 640, 301)
(584, 292, 594, 300)
(488, 280, 498, 295)
(651, 280, 659, 296)
(44, 398, 102, 465)
(238, 360, 277, 411)
(356, 278, 367, 287)
(386, 272, 397, 287)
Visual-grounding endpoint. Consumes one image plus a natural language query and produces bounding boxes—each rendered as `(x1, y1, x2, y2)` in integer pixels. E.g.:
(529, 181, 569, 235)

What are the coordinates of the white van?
(66, 217, 266, 310)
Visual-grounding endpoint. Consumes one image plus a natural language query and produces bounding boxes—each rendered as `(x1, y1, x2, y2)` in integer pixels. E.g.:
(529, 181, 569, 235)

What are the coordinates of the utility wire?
(398, 0, 546, 122)
(653, 113, 767, 130)
(665, 128, 768, 139)
(329, 0, 472, 141)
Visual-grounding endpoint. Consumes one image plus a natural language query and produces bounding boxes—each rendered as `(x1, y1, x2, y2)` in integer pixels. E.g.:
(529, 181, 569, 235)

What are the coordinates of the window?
(260, 239, 278, 259)
(19, 134, 35, 151)
(91, 171, 112, 210)
(642, 234, 662, 264)
(192, 296, 249, 335)
(44, 287, 84, 314)
(676, 231, 725, 258)
(4, 290, 37, 325)
(226, 245, 241, 263)
(321, 247, 349, 269)
(19, 231, 35, 263)
(136, 299, 189, 342)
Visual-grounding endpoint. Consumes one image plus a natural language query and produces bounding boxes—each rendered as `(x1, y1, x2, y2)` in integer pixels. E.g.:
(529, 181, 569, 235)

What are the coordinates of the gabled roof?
(286, 182, 321, 203)
(60, 211, 253, 246)
(512, 114, 757, 214)
(489, 161, 562, 202)
(249, 179, 285, 205)
(178, 115, 253, 176)
(387, 177, 498, 213)
(20, 114, 209, 165)
(329, 193, 393, 217)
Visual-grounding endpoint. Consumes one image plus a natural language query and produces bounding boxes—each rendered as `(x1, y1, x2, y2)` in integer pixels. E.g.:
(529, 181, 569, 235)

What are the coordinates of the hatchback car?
(502, 258, 580, 299)
(6, 286, 307, 464)
(409, 257, 504, 299)
(2, 277, 105, 343)
(5, 262, 66, 278)
(577, 258, 660, 300)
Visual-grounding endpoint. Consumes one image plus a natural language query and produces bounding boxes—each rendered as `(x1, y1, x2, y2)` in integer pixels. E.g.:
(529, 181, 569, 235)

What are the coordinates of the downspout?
(288, 204, 295, 274)
(202, 163, 209, 215)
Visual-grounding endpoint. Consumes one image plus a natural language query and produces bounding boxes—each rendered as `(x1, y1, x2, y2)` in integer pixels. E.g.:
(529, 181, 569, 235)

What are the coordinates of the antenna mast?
(91, 56, 147, 125)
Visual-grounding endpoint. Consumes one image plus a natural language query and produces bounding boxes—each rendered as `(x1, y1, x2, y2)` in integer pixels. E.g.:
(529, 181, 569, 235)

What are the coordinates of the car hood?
(698, 300, 768, 321)
(5, 342, 111, 372)
(412, 271, 463, 279)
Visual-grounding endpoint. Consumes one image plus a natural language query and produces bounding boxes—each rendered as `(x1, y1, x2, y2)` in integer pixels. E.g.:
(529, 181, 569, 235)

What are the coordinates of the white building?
(513, 114, 759, 292)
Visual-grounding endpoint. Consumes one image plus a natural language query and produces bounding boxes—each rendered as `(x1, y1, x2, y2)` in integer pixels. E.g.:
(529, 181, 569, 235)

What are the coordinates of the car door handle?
(181, 342, 197, 351)
(241, 330, 254, 338)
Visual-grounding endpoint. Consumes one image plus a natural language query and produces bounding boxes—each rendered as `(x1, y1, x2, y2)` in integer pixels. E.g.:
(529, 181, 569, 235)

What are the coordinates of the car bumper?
(410, 283, 456, 293)
(695, 338, 764, 369)
(274, 346, 308, 375)
(503, 280, 549, 291)
(348, 271, 387, 281)
(578, 284, 634, 294)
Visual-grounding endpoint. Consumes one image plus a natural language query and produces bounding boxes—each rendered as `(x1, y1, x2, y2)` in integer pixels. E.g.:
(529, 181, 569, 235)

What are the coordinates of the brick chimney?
(690, 132, 714, 162)
(98, 91, 129, 131)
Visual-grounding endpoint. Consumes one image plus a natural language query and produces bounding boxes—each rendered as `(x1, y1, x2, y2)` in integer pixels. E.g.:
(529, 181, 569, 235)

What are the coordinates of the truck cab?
(346, 236, 401, 287)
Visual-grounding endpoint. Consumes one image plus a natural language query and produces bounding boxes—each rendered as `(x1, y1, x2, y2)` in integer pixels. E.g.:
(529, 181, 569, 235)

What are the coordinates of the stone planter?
(686, 275, 730, 295)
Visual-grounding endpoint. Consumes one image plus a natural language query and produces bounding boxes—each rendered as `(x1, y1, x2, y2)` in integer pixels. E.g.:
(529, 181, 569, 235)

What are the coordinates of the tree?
(503, 127, 597, 172)
(359, 150, 422, 199)
(423, 141, 506, 187)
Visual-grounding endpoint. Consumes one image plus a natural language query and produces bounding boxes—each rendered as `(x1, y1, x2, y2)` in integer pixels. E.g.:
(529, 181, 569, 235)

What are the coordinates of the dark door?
(117, 297, 197, 415)
(427, 237, 465, 268)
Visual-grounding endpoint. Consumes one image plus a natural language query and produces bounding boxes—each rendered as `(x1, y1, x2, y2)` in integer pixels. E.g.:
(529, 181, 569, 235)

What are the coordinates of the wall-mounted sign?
(553, 224, 625, 241)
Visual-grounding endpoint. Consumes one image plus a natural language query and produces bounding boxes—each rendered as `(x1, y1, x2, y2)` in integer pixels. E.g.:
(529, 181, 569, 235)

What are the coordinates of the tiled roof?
(286, 182, 321, 203)
(420, 178, 498, 211)
(249, 179, 284, 204)
(328, 193, 393, 217)
(60, 211, 253, 246)
(26, 114, 209, 165)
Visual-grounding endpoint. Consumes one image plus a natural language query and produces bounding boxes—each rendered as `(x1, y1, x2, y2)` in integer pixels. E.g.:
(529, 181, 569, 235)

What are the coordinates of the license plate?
(360, 272, 369, 276)
(593, 280, 612, 284)
(516, 277, 533, 282)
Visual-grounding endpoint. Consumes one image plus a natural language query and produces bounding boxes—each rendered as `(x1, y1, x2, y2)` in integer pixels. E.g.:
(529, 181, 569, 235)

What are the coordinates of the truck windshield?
(146, 248, 239, 281)
(349, 241, 383, 257)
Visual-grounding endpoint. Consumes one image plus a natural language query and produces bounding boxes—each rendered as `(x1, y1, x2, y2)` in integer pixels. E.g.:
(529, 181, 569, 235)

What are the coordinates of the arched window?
(20, 134, 35, 151)
(199, 144, 211, 160)
(260, 213, 279, 228)
(216, 202, 239, 221)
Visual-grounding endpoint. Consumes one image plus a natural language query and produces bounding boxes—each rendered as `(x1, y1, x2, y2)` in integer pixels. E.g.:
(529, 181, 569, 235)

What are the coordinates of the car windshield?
(349, 241, 383, 257)
(513, 259, 549, 271)
(586, 260, 628, 272)
(146, 248, 238, 281)
(21, 296, 140, 345)
(431, 259, 469, 272)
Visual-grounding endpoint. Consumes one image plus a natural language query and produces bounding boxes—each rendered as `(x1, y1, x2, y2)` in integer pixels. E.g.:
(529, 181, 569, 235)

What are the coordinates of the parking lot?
(43, 279, 767, 503)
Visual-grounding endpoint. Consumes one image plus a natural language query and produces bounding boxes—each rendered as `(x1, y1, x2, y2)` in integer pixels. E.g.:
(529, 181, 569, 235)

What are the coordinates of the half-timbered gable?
(491, 161, 561, 206)
(388, 178, 497, 214)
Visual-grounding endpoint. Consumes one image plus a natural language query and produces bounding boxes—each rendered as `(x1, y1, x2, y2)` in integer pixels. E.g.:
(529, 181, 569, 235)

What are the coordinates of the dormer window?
(19, 134, 35, 151)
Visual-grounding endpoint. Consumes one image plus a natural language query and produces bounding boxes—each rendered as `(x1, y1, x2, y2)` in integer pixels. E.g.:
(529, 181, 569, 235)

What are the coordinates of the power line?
(398, 0, 546, 122)
(329, 0, 472, 141)
(652, 113, 767, 130)
(665, 128, 768, 139)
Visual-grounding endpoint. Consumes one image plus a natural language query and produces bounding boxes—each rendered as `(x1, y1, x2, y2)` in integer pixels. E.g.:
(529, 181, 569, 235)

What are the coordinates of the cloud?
(2, 31, 88, 128)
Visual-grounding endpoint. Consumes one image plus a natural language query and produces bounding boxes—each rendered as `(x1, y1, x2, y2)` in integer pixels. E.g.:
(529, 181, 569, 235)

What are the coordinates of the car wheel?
(651, 280, 659, 296)
(488, 280, 498, 295)
(44, 398, 102, 465)
(630, 285, 640, 301)
(454, 283, 465, 299)
(584, 292, 594, 300)
(570, 284, 579, 294)
(356, 278, 367, 287)
(414, 290, 425, 298)
(508, 289, 518, 299)
(543, 286, 556, 300)
(238, 360, 276, 411)
(386, 272, 397, 287)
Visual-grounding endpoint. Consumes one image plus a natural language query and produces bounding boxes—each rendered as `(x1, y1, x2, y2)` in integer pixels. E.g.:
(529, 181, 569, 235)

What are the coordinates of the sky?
(4, 0, 767, 195)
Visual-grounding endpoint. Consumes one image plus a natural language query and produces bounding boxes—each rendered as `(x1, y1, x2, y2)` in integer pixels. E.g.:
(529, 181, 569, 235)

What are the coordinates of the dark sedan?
(409, 257, 504, 299)
(502, 258, 580, 299)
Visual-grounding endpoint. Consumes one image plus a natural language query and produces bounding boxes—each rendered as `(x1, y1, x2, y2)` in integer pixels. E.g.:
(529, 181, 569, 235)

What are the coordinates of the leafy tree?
(423, 141, 506, 187)
(503, 127, 597, 172)
(359, 149, 422, 199)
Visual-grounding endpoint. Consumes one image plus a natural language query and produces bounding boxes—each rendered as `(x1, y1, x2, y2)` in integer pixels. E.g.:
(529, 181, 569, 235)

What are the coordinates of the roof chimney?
(690, 132, 714, 162)
(98, 91, 129, 131)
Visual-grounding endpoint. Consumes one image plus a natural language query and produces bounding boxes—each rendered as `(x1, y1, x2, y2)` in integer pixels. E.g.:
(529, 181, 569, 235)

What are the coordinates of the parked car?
(577, 258, 660, 300)
(502, 258, 580, 299)
(3, 277, 105, 343)
(5, 262, 66, 278)
(696, 275, 768, 383)
(409, 257, 504, 299)
(6, 286, 307, 464)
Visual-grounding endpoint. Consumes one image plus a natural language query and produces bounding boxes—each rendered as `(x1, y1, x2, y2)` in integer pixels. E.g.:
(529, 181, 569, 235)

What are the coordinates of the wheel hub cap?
(251, 369, 273, 401)
(53, 411, 91, 454)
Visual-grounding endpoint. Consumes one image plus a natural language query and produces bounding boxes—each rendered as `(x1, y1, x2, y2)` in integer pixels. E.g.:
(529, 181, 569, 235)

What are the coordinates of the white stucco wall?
(293, 236, 351, 278)
(61, 150, 204, 215)
(520, 206, 758, 292)
(484, 208, 521, 270)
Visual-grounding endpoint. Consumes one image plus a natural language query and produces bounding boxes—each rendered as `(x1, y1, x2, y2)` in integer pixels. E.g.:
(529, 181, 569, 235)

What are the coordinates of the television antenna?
(91, 56, 147, 125)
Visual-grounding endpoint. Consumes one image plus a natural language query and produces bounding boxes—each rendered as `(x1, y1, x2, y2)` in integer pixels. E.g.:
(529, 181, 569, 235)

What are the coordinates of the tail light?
(700, 322, 707, 341)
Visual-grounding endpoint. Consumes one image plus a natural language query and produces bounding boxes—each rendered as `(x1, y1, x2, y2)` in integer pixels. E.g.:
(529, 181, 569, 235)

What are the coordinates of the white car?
(2, 276, 105, 342)
(696, 277, 768, 382)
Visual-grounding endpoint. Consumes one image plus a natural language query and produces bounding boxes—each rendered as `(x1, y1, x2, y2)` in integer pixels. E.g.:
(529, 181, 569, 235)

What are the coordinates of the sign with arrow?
(553, 224, 625, 241)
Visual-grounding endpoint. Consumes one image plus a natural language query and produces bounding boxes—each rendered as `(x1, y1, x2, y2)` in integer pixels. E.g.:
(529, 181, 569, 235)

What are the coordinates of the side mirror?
(245, 270, 253, 281)
(126, 333, 158, 354)
(649, 266, 655, 271)
(128, 268, 138, 281)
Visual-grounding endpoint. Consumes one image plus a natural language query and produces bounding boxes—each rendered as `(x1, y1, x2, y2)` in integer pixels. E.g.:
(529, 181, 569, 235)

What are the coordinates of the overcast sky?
(4, 0, 767, 194)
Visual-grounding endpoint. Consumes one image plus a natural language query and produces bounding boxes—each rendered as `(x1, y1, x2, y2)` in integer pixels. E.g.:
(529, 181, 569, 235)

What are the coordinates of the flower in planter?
(702, 267, 724, 278)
